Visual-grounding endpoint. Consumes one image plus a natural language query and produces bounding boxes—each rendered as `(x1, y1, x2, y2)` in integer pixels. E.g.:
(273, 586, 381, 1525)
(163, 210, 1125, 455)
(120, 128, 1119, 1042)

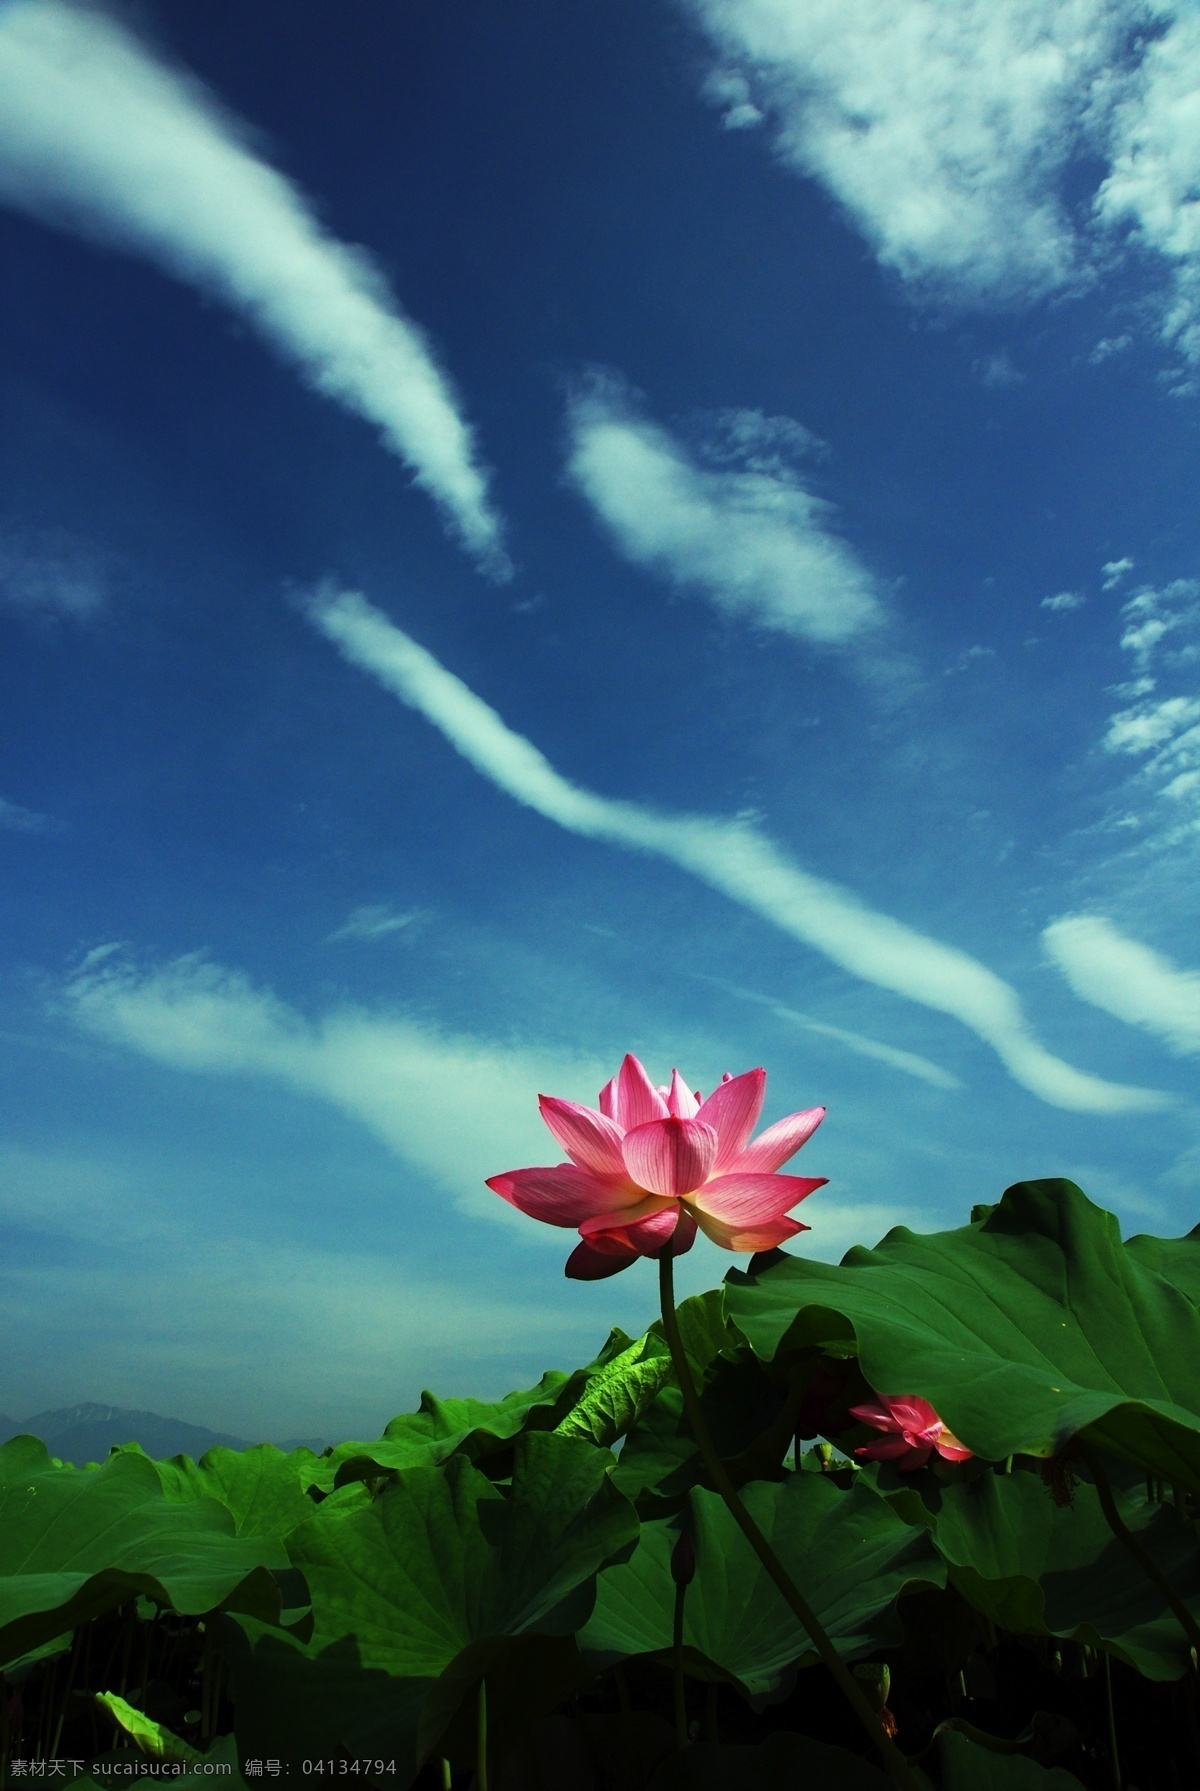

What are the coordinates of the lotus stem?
(1104, 1651, 1122, 1791)
(657, 1253, 922, 1791)
(476, 1677, 488, 1791)
(49, 1627, 84, 1760)
(1078, 1443, 1200, 1657)
(672, 1576, 688, 1751)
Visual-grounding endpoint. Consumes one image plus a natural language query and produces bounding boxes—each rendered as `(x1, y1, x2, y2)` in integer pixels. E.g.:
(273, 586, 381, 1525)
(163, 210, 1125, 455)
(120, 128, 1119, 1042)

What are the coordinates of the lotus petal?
(623, 1117, 718, 1197)
(689, 1171, 826, 1224)
(696, 1068, 765, 1169)
(538, 1096, 628, 1178)
(730, 1105, 825, 1174)
(565, 1238, 637, 1280)
(612, 1053, 670, 1129)
(665, 1070, 700, 1120)
(485, 1164, 637, 1227)
(690, 1209, 809, 1253)
(579, 1193, 676, 1236)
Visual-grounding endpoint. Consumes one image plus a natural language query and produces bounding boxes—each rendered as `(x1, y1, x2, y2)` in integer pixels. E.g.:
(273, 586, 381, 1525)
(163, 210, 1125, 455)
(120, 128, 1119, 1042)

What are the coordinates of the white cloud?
(944, 643, 997, 674)
(976, 350, 1026, 388)
(306, 585, 1170, 1114)
(1097, 580, 1200, 825)
(684, 0, 1132, 302)
(565, 381, 884, 647)
(1102, 557, 1134, 589)
(704, 68, 765, 130)
(0, 2, 507, 572)
(1090, 334, 1133, 364)
(706, 979, 962, 1090)
(1095, 8, 1200, 363)
(0, 527, 108, 618)
(1041, 590, 1085, 613)
(326, 903, 423, 943)
(65, 950, 608, 1227)
(0, 795, 60, 833)
(1044, 914, 1200, 1055)
(1104, 695, 1200, 755)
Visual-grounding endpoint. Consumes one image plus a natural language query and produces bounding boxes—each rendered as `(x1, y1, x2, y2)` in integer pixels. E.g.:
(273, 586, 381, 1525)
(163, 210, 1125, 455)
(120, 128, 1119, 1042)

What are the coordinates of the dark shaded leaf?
(726, 1182, 1200, 1490)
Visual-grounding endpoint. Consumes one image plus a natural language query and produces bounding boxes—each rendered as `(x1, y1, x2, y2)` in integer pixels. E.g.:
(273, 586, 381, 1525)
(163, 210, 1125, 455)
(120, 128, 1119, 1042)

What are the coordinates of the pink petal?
(538, 1096, 628, 1178)
(667, 1210, 698, 1257)
(729, 1106, 825, 1174)
(695, 1068, 765, 1169)
(486, 1164, 637, 1228)
(620, 1205, 685, 1252)
(933, 1433, 973, 1464)
(565, 1238, 636, 1280)
(690, 1209, 809, 1253)
(613, 1054, 670, 1129)
(623, 1117, 718, 1197)
(579, 1194, 676, 1236)
(598, 1075, 620, 1122)
(689, 1171, 826, 1224)
(890, 1395, 940, 1430)
(665, 1070, 700, 1120)
(577, 1201, 684, 1260)
(848, 1400, 901, 1433)
(855, 1436, 932, 1469)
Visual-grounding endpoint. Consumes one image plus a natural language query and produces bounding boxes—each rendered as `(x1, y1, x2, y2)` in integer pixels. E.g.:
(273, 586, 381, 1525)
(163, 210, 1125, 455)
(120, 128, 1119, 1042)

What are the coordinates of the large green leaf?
(224, 1432, 637, 1774)
(0, 1437, 289, 1667)
(217, 1616, 431, 1786)
(144, 1443, 319, 1538)
(553, 1332, 673, 1445)
(922, 1460, 1200, 1679)
(72, 1733, 250, 1791)
(612, 1349, 791, 1507)
(726, 1181, 1200, 1489)
(312, 1330, 635, 1490)
(937, 1729, 1085, 1789)
(290, 1430, 636, 1674)
(579, 1472, 944, 1698)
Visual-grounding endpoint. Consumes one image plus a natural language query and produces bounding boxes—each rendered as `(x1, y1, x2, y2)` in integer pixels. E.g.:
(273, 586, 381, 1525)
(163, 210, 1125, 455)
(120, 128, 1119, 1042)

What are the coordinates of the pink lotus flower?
(487, 1052, 826, 1280)
(848, 1393, 973, 1471)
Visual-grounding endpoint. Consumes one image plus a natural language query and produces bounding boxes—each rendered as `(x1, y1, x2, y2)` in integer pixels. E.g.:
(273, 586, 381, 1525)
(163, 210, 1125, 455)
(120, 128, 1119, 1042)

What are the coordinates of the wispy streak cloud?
(566, 382, 883, 647)
(705, 979, 963, 1090)
(65, 949, 605, 1225)
(0, 2, 507, 571)
(1044, 916, 1200, 1056)
(307, 586, 1169, 1114)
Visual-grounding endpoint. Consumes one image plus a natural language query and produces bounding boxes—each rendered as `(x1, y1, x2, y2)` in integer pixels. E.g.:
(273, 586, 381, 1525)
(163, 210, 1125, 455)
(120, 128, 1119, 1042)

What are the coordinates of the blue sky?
(2, 0, 1199, 1442)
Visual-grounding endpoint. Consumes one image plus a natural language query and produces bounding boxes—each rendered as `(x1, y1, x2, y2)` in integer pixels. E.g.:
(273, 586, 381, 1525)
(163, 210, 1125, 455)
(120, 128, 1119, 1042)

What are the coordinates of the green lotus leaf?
(313, 1328, 636, 1490)
(612, 1348, 797, 1507)
(923, 1460, 1200, 1679)
(1125, 1222, 1200, 1305)
(217, 1616, 431, 1786)
(553, 1333, 673, 1445)
(145, 1443, 321, 1538)
(288, 1431, 636, 1674)
(645, 1289, 746, 1376)
(0, 1436, 290, 1667)
(936, 1727, 1085, 1788)
(726, 1181, 1200, 1489)
(95, 1689, 207, 1762)
(71, 1733, 249, 1791)
(235, 1431, 637, 1771)
(579, 1472, 944, 1698)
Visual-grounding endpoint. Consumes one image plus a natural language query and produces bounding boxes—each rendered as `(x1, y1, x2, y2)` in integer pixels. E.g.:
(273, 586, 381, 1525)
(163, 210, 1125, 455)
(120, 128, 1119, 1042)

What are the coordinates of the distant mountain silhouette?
(0, 1401, 331, 1465)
